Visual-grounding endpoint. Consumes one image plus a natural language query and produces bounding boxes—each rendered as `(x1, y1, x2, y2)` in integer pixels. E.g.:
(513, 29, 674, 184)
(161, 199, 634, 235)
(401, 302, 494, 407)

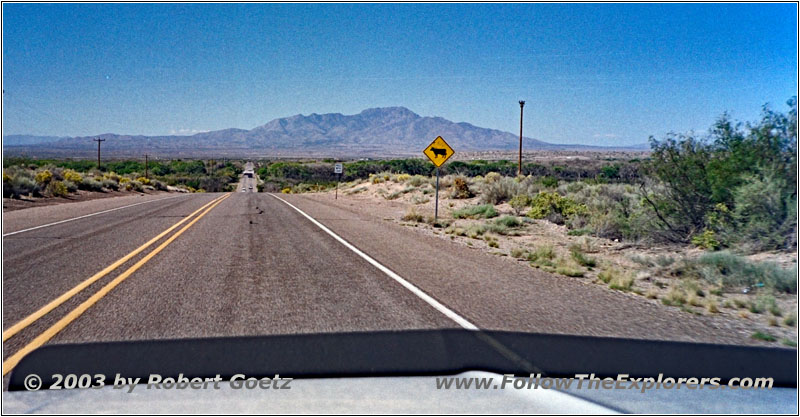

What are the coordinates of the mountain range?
(3, 107, 645, 157)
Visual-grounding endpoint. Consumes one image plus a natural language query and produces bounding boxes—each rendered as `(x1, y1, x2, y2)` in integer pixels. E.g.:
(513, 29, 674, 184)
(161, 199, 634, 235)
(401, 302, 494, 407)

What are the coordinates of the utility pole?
(145, 154, 149, 180)
(518, 100, 525, 177)
(93, 138, 106, 170)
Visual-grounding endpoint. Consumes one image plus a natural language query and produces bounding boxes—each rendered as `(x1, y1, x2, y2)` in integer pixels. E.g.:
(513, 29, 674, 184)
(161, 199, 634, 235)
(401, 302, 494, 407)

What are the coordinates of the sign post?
(334, 163, 343, 200)
(422, 136, 455, 222)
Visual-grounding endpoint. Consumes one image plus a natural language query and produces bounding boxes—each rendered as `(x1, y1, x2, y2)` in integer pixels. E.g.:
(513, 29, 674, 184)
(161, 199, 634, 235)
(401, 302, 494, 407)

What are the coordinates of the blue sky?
(2, 3, 797, 146)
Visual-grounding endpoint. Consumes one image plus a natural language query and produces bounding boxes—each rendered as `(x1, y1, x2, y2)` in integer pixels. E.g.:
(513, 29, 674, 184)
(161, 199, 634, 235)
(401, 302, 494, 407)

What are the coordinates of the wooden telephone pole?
(93, 138, 106, 170)
(518, 100, 525, 177)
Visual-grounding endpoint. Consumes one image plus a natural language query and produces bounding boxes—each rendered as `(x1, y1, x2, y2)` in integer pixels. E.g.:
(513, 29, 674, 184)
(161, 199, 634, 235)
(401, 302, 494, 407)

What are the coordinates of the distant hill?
(2, 107, 645, 157)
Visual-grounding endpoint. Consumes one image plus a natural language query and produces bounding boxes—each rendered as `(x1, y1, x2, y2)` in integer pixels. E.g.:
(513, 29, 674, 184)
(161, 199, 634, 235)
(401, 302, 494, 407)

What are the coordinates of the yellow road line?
(2, 193, 228, 343)
(3, 193, 231, 376)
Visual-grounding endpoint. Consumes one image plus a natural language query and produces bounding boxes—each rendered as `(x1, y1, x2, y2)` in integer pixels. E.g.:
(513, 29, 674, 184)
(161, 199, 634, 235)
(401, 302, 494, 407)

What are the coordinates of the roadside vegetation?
(276, 98, 798, 343)
(3, 158, 244, 198)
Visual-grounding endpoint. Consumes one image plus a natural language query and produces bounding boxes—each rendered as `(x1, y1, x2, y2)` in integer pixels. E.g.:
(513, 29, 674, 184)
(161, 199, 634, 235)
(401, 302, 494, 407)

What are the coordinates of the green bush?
(494, 215, 522, 228)
(541, 176, 558, 188)
(731, 174, 796, 251)
(689, 251, 796, 294)
(452, 204, 498, 219)
(63, 169, 83, 183)
(3, 175, 40, 198)
(479, 176, 520, 204)
(751, 332, 776, 342)
(526, 192, 587, 224)
(528, 245, 555, 267)
(691, 229, 721, 250)
(80, 177, 105, 192)
(62, 180, 78, 192)
(125, 180, 144, 192)
(407, 175, 430, 187)
(47, 180, 69, 197)
(643, 98, 797, 248)
(509, 194, 533, 215)
(34, 170, 53, 185)
(569, 246, 597, 268)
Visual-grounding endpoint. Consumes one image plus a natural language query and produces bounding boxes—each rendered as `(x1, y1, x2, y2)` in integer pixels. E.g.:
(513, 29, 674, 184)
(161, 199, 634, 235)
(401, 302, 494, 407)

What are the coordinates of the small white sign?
(334, 163, 343, 174)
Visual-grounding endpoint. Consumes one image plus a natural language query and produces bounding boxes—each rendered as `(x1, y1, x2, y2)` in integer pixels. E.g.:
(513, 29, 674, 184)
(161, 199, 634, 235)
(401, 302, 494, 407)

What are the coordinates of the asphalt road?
(2, 172, 765, 377)
(237, 162, 257, 193)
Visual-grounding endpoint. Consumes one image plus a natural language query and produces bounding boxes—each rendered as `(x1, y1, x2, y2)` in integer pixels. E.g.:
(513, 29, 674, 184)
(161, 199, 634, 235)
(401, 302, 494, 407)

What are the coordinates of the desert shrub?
(369, 173, 386, 184)
(691, 229, 721, 250)
(730, 174, 796, 251)
(80, 177, 105, 192)
(101, 179, 119, 191)
(556, 265, 585, 277)
(567, 228, 592, 236)
(451, 176, 473, 199)
(150, 179, 168, 191)
(526, 192, 587, 225)
(566, 183, 649, 240)
(4, 175, 40, 198)
(34, 169, 53, 185)
(511, 247, 528, 259)
(608, 272, 634, 291)
(402, 207, 425, 222)
(509, 194, 533, 215)
(643, 98, 797, 248)
(63, 169, 83, 183)
(411, 195, 429, 205)
(751, 332, 777, 342)
(661, 288, 687, 306)
(47, 180, 69, 197)
(528, 245, 556, 268)
(569, 245, 597, 268)
(598, 268, 616, 284)
(395, 173, 411, 182)
(683, 251, 797, 294)
(541, 176, 558, 188)
(493, 215, 522, 228)
(407, 175, 430, 187)
(479, 176, 523, 204)
(484, 172, 502, 183)
(452, 204, 498, 219)
(654, 255, 675, 267)
(103, 171, 120, 182)
(486, 216, 523, 235)
(125, 180, 144, 192)
(136, 176, 151, 185)
(62, 180, 78, 192)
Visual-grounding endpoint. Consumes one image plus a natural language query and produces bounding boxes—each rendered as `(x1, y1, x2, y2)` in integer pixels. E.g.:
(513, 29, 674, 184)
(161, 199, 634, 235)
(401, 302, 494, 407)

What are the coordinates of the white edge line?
(3, 194, 185, 237)
(269, 193, 479, 331)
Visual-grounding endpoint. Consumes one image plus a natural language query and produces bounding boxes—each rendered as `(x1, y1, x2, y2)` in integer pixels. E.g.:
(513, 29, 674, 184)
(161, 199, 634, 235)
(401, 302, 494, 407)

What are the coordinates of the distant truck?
(243, 169, 254, 178)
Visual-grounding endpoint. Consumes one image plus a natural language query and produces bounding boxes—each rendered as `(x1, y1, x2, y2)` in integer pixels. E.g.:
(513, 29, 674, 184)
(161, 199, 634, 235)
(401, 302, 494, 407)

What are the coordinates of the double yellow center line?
(3, 193, 231, 375)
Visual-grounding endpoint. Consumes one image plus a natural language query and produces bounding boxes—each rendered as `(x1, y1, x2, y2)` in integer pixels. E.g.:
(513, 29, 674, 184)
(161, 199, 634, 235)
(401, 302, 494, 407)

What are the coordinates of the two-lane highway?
(2, 190, 457, 377)
(237, 162, 257, 193)
(2, 179, 764, 378)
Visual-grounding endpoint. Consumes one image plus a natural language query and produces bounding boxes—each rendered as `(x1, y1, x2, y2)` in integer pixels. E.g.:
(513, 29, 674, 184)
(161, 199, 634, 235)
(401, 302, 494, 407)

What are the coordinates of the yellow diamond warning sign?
(423, 136, 454, 167)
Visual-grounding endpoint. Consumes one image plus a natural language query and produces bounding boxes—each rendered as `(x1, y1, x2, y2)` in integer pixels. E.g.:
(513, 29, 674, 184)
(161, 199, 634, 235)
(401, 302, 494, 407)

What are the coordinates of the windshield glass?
(1, 1, 797, 409)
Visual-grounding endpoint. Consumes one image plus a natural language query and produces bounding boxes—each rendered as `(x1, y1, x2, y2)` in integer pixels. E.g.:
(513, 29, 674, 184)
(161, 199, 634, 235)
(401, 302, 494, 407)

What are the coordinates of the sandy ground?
(301, 176, 798, 346)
